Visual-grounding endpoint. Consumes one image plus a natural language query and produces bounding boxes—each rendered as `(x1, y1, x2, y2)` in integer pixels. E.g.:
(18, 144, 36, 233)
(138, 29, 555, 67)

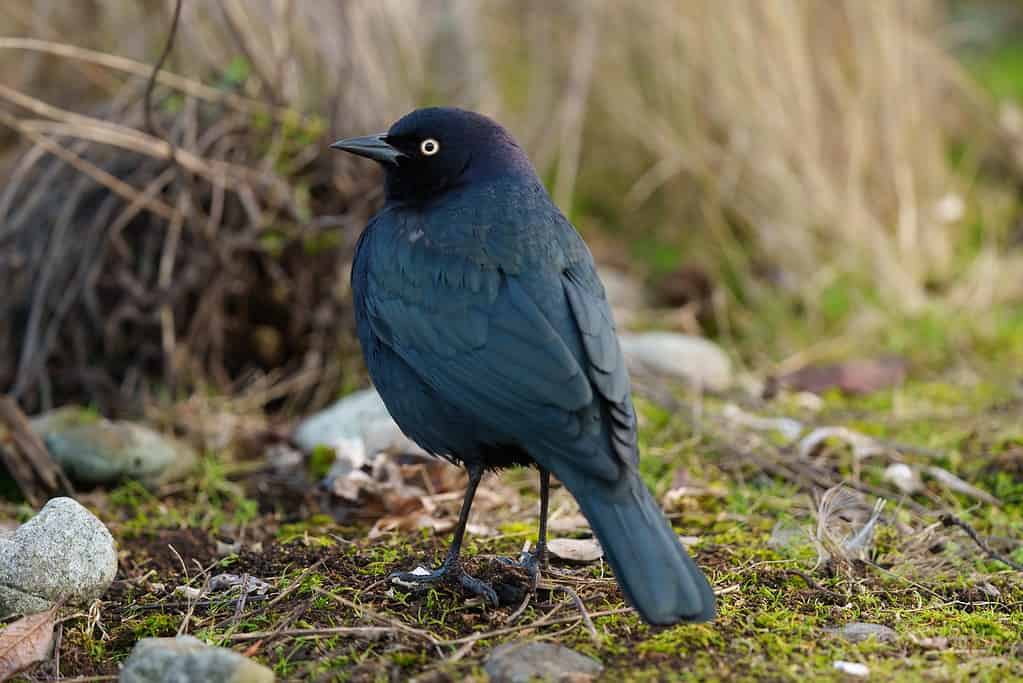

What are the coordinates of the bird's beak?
(330, 134, 405, 166)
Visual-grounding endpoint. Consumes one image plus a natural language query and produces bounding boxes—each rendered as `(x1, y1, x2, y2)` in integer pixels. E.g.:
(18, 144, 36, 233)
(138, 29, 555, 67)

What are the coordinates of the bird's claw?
(457, 572, 499, 606)
(388, 565, 498, 607)
(497, 548, 546, 589)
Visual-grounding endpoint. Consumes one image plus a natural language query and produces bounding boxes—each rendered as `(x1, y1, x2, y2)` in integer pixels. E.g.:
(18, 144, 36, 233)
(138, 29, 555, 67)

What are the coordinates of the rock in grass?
(31, 407, 197, 487)
(292, 388, 427, 478)
(618, 332, 732, 391)
(547, 537, 603, 563)
(120, 636, 274, 683)
(0, 497, 117, 617)
(828, 622, 898, 643)
(485, 642, 603, 683)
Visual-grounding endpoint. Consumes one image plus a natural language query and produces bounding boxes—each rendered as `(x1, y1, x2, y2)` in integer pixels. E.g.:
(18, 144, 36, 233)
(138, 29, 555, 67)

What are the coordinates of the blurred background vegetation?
(1, 0, 1022, 415)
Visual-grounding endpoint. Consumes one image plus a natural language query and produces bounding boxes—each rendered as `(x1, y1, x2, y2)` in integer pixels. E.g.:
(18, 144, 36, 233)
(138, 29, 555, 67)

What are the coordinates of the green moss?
(966, 41, 1023, 101)
(637, 623, 724, 655)
(130, 613, 180, 639)
(277, 514, 338, 547)
(308, 445, 336, 479)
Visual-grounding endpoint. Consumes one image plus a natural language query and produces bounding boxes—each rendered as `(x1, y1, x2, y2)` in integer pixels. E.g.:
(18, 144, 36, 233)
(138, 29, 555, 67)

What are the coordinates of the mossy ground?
(17, 303, 1023, 682)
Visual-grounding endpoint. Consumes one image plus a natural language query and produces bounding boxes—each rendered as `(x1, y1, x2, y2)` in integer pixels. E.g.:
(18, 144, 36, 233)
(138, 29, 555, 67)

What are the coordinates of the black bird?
(332, 107, 715, 625)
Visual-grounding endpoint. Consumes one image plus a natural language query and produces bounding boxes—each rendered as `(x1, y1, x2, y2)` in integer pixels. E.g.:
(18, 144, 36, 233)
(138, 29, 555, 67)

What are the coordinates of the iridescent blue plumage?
(341, 107, 714, 624)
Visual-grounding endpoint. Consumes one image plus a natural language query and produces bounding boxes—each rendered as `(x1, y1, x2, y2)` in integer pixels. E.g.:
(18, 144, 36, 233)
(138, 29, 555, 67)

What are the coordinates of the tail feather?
(550, 463, 715, 625)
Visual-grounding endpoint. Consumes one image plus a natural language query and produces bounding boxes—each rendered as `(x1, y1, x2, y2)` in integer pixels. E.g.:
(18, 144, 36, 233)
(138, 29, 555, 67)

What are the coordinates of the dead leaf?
(547, 538, 603, 563)
(778, 357, 907, 395)
(0, 608, 56, 681)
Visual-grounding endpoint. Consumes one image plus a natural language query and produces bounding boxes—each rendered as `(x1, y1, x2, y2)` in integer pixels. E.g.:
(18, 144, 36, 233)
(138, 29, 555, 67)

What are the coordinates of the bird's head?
(331, 107, 537, 203)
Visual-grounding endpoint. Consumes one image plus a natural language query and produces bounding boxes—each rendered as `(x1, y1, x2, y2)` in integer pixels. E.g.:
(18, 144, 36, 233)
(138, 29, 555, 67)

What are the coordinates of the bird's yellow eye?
(420, 138, 440, 156)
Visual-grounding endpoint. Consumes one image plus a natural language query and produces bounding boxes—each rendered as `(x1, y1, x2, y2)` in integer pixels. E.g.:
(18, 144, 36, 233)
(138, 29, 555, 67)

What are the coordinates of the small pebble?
(485, 642, 603, 683)
(833, 661, 870, 677)
(828, 622, 897, 643)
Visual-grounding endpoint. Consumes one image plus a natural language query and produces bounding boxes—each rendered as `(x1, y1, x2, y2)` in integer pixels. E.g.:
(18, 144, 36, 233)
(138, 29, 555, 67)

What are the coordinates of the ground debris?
(827, 622, 898, 643)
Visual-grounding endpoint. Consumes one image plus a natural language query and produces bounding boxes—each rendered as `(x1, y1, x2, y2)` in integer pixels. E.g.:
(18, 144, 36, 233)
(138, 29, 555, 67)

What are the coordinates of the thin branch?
(225, 626, 394, 642)
(0, 37, 306, 122)
(941, 514, 1023, 572)
(144, 0, 184, 137)
(0, 109, 176, 220)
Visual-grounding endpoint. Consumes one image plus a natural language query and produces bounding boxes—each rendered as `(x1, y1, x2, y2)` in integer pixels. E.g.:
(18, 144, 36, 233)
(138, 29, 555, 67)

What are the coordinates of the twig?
(122, 595, 269, 612)
(225, 626, 394, 642)
(53, 621, 63, 680)
(941, 514, 1023, 572)
(445, 638, 478, 664)
(0, 37, 308, 122)
(551, 585, 598, 643)
(504, 587, 532, 625)
(265, 560, 324, 609)
(143, 0, 184, 137)
(309, 587, 440, 645)
(780, 568, 847, 602)
(0, 109, 176, 221)
(435, 606, 632, 647)
(0, 395, 75, 505)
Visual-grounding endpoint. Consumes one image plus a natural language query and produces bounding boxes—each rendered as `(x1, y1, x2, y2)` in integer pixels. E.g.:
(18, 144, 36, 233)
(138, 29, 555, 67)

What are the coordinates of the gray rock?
(32, 407, 198, 487)
(547, 538, 603, 563)
(619, 331, 732, 391)
(828, 622, 898, 643)
(485, 642, 603, 683)
(0, 497, 117, 617)
(120, 635, 274, 683)
(292, 388, 426, 469)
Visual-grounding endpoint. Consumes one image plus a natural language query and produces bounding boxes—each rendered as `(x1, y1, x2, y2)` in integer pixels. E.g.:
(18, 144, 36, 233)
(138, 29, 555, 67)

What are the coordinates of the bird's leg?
(499, 467, 550, 587)
(388, 463, 498, 606)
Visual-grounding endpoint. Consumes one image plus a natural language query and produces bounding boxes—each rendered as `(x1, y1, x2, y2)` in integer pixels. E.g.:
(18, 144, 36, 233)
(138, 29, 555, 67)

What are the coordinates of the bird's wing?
(359, 207, 632, 480)
(562, 261, 638, 468)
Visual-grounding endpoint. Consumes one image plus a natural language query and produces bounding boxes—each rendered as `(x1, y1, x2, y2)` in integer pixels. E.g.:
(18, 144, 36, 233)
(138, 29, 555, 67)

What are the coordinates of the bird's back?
(351, 179, 617, 467)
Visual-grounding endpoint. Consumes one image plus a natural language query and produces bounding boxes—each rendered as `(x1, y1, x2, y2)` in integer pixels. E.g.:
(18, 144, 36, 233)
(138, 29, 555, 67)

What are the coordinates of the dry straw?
(0, 0, 1013, 413)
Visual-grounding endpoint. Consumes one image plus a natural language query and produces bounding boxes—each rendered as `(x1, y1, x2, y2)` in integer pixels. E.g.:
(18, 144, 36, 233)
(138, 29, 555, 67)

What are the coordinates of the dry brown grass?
(0, 1, 1017, 411)
(592, 1, 1001, 310)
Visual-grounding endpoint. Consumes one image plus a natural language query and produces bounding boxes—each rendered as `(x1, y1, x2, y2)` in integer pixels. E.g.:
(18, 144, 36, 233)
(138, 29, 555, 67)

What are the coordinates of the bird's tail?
(549, 463, 715, 625)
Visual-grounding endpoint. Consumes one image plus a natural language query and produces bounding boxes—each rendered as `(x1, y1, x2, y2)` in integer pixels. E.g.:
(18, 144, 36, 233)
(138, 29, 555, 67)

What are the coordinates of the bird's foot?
(497, 545, 547, 589)
(388, 564, 498, 607)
